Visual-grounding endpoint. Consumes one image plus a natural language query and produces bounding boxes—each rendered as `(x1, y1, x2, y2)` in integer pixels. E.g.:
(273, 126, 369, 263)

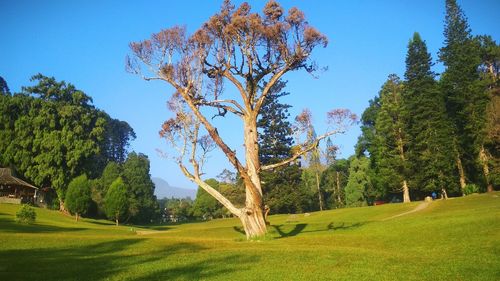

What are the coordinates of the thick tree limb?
(178, 163, 241, 216)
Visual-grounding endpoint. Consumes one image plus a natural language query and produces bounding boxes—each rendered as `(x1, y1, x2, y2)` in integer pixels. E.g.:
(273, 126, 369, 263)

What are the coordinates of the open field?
(1, 193, 499, 281)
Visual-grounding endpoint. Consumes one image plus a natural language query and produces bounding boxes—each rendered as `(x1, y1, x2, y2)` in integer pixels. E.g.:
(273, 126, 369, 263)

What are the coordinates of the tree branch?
(254, 66, 289, 112)
(261, 129, 344, 171)
(178, 163, 241, 216)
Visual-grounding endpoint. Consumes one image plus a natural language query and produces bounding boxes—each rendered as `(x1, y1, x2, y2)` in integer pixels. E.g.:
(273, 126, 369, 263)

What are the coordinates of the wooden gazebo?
(0, 168, 38, 204)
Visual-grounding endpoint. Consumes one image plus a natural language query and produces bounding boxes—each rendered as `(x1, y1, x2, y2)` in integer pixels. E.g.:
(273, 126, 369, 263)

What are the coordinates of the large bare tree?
(127, 0, 355, 238)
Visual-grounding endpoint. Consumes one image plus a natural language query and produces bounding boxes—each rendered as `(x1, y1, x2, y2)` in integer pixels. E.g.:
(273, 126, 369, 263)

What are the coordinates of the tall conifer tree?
(374, 74, 411, 202)
(405, 32, 459, 196)
(439, 0, 489, 192)
(257, 81, 307, 214)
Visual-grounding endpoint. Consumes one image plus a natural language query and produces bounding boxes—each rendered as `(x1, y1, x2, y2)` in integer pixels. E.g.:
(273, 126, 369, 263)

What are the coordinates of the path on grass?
(382, 202, 430, 221)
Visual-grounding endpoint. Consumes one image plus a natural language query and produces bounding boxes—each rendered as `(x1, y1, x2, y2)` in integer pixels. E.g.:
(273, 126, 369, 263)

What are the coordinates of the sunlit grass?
(1, 193, 499, 280)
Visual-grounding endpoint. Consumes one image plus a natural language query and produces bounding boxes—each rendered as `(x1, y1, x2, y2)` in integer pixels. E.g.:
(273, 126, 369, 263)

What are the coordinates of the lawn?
(1, 193, 499, 280)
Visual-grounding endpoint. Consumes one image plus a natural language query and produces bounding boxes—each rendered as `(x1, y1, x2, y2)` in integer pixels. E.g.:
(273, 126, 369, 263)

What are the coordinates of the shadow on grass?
(272, 223, 308, 238)
(0, 218, 86, 233)
(85, 220, 115, 226)
(326, 222, 366, 231)
(268, 221, 367, 239)
(130, 254, 257, 281)
(0, 239, 213, 281)
(232, 226, 245, 235)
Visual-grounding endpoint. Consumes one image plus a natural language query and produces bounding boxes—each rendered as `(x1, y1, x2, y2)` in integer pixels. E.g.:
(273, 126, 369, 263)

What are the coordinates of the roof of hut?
(0, 168, 38, 189)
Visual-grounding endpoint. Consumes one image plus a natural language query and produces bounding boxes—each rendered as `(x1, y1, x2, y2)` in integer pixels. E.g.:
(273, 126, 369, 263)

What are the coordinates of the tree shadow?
(232, 226, 245, 235)
(0, 239, 144, 280)
(0, 218, 86, 233)
(85, 220, 115, 226)
(130, 254, 257, 281)
(0, 239, 208, 280)
(326, 221, 366, 231)
(271, 223, 308, 238)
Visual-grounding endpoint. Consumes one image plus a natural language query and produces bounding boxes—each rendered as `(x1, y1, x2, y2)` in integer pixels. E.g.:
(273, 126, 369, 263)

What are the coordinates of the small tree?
(65, 175, 92, 221)
(104, 177, 129, 226)
(345, 157, 371, 207)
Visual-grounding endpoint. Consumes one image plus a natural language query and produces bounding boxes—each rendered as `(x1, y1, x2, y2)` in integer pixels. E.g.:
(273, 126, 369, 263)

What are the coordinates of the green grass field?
(1, 193, 499, 281)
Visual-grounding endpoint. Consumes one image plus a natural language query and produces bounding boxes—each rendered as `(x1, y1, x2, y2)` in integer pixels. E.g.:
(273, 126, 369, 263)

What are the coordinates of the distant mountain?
(152, 177, 197, 199)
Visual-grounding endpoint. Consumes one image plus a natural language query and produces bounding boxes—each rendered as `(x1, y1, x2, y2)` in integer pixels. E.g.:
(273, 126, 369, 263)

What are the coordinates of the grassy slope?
(0, 193, 499, 281)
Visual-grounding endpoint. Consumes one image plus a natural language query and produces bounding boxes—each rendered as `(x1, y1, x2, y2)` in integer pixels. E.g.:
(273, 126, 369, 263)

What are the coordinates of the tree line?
(0, 75, 159, 224)
(353, 0, 499, 204)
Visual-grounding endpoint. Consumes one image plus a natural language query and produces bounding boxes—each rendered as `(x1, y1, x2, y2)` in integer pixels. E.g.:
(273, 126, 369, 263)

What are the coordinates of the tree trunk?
(241, 114, 267, 238)
(239, 206, 267, 239)
(75, 213, 79, 222)
(456, 154, 466, 195)
(336, 171, 342, 207)
(59, 199, 70, 215)
(396, 128, 410, 203)
(315, 171, 324, 211)
(116, 218, 119, 226)
(441, 188, 448, 199)
(402, 180, 410, 203)
(479, 146, 493, 192)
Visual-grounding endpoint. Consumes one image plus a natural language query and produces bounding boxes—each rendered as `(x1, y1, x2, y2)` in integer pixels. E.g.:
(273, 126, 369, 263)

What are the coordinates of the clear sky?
(1, 0, 499, 190)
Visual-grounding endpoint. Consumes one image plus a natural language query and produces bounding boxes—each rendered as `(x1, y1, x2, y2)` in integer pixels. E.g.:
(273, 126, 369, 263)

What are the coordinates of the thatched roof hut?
(0, 168, 38, 204)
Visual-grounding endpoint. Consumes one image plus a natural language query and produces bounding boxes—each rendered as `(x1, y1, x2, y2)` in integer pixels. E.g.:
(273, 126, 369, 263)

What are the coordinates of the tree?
(258, 80, 308, 214)
(476, 35, 500, 191)
(192, 178, 224, 220)
(345, 157, 372, 207)
(102, 118, 136, 164)
(65, 175, 92, 221)
(374, 74, 411, 202)
(404, 33, 458, 196)
(128, 0, 355, 238)
(320, 158, 349, 209)
(355, 96, 381, 158)
(303, 118, 325, 210)
(217, 169, 236, 184)
(104, 177, 129, 226)
(324, 137, 338, 166)
(122, 152, 159, 223)
(439, 0, 489, 192)
(0, 76, 10, 95)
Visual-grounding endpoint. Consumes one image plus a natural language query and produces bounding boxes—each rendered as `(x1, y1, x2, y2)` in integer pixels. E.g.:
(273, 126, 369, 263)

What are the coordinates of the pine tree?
(374, 74, 411, 202)
(345, 156, 371, 207)
(439, 0, 489, 192)
(477, 35, 500, 191)
(257, 80, 308, 214)
(405, 32, 459, 196)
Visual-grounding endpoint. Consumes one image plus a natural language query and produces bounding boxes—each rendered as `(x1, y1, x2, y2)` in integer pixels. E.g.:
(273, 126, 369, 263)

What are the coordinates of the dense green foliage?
(404, 33, 459, 195)
(2, 192, 498, 280)
(345, 157, 372, 207)
(65, 175, 92, 220)
(15, 204, 36, 224)
(104, 177, 129, 225)
(320, 158, 349, 209)
(191, 179, 223, 219)
(373, 75, 410, 197)
(0, 74, 135, 206)
(439, 0, 490, 189)
(122, 152, 159, 223)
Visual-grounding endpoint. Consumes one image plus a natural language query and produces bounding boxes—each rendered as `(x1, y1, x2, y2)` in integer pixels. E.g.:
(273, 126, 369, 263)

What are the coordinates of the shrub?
(16, 204, 36, 224)
(464, 184, 479, 196)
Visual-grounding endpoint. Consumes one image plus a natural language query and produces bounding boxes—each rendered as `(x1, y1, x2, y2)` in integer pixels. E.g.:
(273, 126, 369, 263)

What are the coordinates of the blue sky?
(1, 0, 499, 190)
